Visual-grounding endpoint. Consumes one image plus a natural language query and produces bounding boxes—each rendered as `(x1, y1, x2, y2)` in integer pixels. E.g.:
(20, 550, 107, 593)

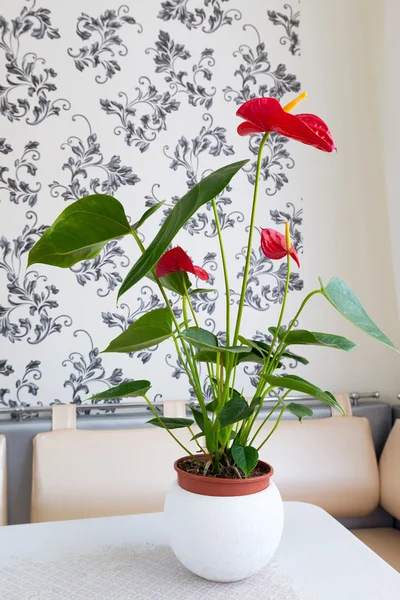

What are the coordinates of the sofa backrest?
(31, 406, 198, 523)
(31, 404, 380, 523)
(255, 416, 380, 518)
(379, 419, 400, 520)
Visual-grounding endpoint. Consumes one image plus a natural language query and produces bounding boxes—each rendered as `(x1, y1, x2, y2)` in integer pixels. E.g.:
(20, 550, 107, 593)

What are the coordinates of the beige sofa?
(352, 420, 400, 571)
(30, 402, 399, 570)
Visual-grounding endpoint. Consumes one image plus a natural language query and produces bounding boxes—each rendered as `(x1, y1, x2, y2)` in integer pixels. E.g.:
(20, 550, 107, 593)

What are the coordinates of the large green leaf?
(89, 380, 151, 401)
(219, 396, 261, 428)
(320, 277, 397, 350)
(147, 417, 194, 430)
(28, 194, 131, 268)
(269, 328, 356, 352)
(131, 201, 165, 231)
(231, 443, 259, 477)
(261, 374, 344, 415)
(118, 160, 248, 299)
(180, 327, 219, 350)
(103, 308, 172, 353)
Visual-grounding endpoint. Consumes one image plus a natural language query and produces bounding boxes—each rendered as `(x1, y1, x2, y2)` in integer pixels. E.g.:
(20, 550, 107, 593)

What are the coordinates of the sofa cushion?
(255, 416, 380, 518)
(352, 528, 400, 572)
(380, 420, 400, 520)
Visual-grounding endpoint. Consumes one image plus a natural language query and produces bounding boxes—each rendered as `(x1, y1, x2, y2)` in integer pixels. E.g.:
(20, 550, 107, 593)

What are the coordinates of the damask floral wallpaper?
(0, 0, 303, 411)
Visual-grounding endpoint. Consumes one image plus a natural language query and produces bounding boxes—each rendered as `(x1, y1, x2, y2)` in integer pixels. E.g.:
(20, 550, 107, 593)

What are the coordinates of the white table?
(0, 502, 398, 599)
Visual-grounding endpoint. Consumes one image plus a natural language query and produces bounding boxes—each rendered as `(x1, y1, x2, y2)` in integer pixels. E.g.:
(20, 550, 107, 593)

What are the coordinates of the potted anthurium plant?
(27, 92, 397, 583)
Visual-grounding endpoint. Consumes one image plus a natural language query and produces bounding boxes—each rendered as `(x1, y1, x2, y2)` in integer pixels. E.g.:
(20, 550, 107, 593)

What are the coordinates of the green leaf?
(269, 327, 356, 352)
(205, 399, 218, 412)
(131, 201, 166, 231)
(189, 406, 212, 432)
(103, 308, 172, 353)
(89, 380, 151, 401)
(182, 329, 252, 357)
(282, 349, 309, 366)
(118, 160, 249, 299)
(189, 288, 217, 296)
(285, 402, 313, 421)
(191, 432, 205, 441)
(320, 277, 397, 351)
(238, 335, 308, 366)
(236, 352, 265, 365)
(262, 374, 345, 416)
(180, 327, 219, 350)
(194, 350, 224, 365)
(147, 269, 192, 296)
(231, 443, 259, 477)
(219, 396, 261, 429)
(147, 417, 194, 430)
(28, 194, 131, 268)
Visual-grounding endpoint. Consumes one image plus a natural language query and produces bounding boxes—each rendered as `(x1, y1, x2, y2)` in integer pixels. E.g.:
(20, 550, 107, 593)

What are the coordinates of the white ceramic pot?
(164, 461, 284, 583)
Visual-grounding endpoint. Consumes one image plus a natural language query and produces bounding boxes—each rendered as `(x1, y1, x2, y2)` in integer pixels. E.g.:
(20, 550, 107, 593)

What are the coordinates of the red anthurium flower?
(156, 246, 209, 281)
(236, 93, 336, 152)
(261, 228, 300, 268)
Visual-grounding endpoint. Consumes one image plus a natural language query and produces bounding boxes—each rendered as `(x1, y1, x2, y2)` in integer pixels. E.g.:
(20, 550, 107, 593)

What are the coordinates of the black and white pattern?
(0, 0, 303, 410)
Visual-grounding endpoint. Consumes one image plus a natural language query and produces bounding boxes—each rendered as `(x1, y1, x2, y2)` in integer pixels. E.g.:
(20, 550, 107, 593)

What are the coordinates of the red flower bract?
(156, 246, 209, 281)
(236, 97, 336, 152)
(261, 228, 300, 268)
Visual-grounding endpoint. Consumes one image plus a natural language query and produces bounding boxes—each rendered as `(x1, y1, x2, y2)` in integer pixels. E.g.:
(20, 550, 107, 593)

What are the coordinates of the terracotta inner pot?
(174, 455, 274, 497)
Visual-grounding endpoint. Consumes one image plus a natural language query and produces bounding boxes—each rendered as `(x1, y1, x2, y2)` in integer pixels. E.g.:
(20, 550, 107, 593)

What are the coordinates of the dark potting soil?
(178, 457, 271, 479)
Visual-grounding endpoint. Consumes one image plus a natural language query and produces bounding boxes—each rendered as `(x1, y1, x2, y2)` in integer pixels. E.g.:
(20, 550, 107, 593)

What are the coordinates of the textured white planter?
(164, 478, 284, 582)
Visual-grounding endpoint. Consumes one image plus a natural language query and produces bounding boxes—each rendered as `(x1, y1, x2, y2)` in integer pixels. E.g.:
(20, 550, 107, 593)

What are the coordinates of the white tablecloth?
(0, 502, 398, 599)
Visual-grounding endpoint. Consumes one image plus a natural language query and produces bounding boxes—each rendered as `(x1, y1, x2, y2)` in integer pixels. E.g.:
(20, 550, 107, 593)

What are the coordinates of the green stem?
(265, 252, 291, 373)
(249, 399, 279, 447)
(274, 289, 322, 357)
(233, 131, 269, 345)
(256, 406, 285, 452)
(188, 425, 205, 454)
(183, 280, 218, 406)
(143, 394, 202, 464)
(242, 385, 274, 443)
(211, 199, 231, 346)
(131, 229, 197, 391)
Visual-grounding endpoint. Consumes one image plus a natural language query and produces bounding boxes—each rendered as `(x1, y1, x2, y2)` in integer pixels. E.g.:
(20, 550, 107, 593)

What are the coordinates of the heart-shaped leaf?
(180, 327, 219, 350)
(131, 201, 165, 231)
(269, 328, 356, 351)
(28, 194, 131, 268)
(219, 396, 261, 428)
(285, 402, 313, 421)
(103, 308, 172, 353)
(261, 373, 344, 415)
(89, 380, 151, 401)
(147, 417, 194, 430)
(231, 443, 259, 477)
(320, 278, 397, 350)
(118, 160, 249, 299)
